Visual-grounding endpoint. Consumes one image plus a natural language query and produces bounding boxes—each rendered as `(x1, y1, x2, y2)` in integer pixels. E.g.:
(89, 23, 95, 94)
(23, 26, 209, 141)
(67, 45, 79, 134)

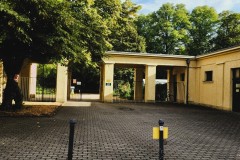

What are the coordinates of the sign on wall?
(106, 83, 111, 86)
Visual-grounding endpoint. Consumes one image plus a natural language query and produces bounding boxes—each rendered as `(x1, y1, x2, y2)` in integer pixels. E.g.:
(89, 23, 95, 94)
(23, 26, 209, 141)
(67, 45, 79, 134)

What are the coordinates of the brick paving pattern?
(1, 102, 240, 159)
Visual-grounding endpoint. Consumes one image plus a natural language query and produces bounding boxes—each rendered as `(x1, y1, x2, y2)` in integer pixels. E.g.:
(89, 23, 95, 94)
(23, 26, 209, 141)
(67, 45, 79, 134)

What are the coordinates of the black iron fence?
(19, 77, 56, 102)
(113, 80, 185, 103)
(155, 82, 185, 102)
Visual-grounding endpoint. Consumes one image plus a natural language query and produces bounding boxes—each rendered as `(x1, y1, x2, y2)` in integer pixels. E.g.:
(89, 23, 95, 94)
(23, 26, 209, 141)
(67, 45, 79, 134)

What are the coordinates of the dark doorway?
(69, 62, 100, 101)
(232, 68, 240, 112)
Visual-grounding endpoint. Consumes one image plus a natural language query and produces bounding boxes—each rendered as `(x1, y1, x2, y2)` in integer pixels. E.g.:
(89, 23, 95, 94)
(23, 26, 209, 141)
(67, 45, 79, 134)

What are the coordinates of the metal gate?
(155, 82, 185, 103)
(20, 77, 56, 102)
(113, 80, 185, 103)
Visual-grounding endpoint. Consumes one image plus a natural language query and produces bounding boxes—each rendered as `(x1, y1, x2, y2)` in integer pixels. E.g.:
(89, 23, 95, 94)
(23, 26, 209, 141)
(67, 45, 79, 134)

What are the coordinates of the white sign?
(160, 126, 164, 131)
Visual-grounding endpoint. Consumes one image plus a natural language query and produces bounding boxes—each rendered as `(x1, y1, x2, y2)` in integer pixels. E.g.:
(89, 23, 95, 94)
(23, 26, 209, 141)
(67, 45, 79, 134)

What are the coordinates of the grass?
(0, 105, 61, 117)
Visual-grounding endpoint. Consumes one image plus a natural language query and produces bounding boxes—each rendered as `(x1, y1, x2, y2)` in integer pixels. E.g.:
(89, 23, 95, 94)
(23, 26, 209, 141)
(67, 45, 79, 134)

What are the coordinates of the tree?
(187, 6, 218, 55)
(68, 0, 146, 96)
(0, 0, 110, 110)
(214, 11, 240, 50)
(136, 3, 190, 54)
(108, 0, 146, 99)
(135, 14, 154, 52)
(109, 0, 146, 52)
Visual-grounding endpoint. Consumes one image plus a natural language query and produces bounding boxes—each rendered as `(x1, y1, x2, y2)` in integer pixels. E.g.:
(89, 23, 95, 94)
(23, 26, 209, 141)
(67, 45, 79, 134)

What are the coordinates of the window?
(205, 71, 213, 81)
(180, 73, 185, 81)
(233, 68, 240, 79)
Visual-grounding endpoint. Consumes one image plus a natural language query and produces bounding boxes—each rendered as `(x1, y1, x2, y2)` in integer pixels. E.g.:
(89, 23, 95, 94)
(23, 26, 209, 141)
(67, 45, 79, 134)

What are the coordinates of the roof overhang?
(103, 51, 195, 67)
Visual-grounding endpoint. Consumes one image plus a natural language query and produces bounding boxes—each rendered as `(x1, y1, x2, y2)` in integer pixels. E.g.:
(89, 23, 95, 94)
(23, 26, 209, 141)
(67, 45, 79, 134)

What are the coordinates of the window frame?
(205, 71, 213, 82)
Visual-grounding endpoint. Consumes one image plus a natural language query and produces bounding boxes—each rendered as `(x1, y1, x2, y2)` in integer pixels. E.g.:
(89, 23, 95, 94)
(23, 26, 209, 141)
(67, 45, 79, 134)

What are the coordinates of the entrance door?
(232, 68, 240, 112)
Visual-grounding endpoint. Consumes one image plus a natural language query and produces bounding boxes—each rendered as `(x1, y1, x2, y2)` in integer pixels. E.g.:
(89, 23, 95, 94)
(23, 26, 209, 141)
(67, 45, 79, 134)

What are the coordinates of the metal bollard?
(68, 119, 77, 160)
(159, 119, 164, 160)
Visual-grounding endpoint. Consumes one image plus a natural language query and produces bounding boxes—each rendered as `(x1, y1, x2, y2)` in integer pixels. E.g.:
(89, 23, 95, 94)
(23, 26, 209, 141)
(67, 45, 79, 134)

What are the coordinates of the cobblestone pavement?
(1, 102, 240, 160)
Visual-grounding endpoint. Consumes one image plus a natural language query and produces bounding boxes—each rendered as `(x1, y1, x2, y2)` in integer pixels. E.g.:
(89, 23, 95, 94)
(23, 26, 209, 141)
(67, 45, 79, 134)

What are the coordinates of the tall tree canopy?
(108, 0, 146, 52)
(214, 11, 240, 50)
(136, 3, 240, 56)
(0, 0, 111, 110)
(69, 0, 146, 94)
(136, 3, 190, 54)
(187, 6, 218, 55)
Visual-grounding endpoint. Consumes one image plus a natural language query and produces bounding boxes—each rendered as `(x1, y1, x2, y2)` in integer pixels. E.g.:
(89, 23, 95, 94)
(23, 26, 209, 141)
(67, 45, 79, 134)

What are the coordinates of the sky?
(131, 0, 240, 14)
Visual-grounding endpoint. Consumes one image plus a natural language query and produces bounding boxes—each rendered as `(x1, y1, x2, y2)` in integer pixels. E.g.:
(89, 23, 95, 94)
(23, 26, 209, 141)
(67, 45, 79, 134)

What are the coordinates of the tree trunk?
(0, 56, 25, 111)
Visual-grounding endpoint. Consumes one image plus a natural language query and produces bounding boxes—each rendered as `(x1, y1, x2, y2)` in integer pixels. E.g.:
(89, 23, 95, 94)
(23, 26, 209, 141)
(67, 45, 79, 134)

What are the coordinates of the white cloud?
(133, 0, 240, 14)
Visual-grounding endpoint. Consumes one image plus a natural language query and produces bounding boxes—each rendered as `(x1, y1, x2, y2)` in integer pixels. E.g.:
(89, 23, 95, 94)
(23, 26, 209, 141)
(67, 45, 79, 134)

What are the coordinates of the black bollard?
(68, 119, 77, 160)
(159, 119, 164, 160)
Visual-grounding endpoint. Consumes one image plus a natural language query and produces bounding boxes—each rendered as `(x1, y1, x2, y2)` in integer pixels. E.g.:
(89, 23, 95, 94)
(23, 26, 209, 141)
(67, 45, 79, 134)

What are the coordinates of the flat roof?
(107, 45, 240, 60)
(106, 51, 194, 59)
(196, 45, 240, 59)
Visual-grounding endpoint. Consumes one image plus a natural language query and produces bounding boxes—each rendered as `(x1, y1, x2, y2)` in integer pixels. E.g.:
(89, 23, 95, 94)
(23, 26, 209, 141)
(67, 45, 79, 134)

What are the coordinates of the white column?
(56, 63, 68, 102)
(145, 65, 156, 102)
(102, 63, 114, 102)
(29, 63, 37, 97)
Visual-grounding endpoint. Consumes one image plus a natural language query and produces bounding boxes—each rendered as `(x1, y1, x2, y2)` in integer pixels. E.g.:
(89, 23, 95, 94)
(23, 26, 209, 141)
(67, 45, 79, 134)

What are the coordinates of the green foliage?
(37, 64, 56, 89)
(70, 0, 145, 93)
(37, 64, 56, 78)
(188, 6, 218, 55)
(109, 0, 146, 52)
(136, 3, 190, 54)
(114, 80, 133, 100)
(214, 11, 240, 50)
(136, 3, 240, 56)
(0, 0, 111, 64)
(114, 68, 134, 83)
(108, 0, 145, 99)
(93, 0, 121, 20)
(118, 81, 132, 99)
(114, 68, 134, 99)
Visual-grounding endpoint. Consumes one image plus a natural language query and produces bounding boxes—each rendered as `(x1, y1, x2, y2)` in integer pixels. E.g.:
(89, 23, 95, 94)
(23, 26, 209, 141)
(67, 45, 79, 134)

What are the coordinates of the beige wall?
(104, 52, 192, 67)
(103, 52, 193, 103)
(103, 47, 240, 111)
(2, 46, 236, 110)
(190, 48, 240, 111)
(144, 65, 156, 102)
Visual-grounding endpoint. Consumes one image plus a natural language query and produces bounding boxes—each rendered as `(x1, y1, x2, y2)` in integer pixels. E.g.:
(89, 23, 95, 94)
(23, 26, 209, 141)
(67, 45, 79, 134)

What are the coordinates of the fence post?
(159, 119, 164, 160)
(68, 119, 77, 160)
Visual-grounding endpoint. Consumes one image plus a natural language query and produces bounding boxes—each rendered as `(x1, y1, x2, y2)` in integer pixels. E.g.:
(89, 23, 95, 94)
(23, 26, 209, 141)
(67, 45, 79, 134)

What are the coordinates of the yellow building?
(0, 46, 240, 112)
(101, 46, 240, 112)
(190, 46, 240, 111)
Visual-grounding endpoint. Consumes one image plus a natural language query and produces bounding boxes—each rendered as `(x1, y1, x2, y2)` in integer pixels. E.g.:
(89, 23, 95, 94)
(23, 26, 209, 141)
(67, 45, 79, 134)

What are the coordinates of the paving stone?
(0, 103, 240, 159)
